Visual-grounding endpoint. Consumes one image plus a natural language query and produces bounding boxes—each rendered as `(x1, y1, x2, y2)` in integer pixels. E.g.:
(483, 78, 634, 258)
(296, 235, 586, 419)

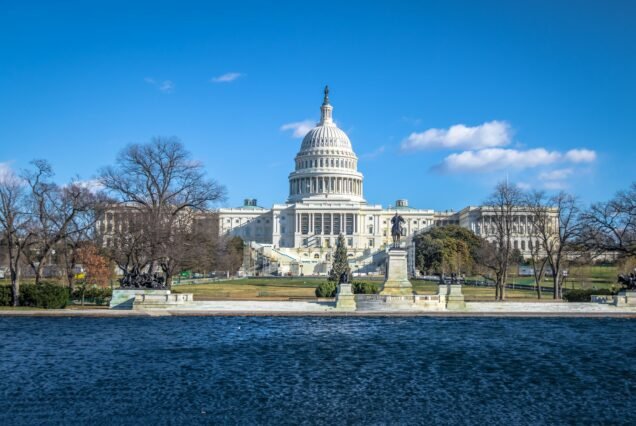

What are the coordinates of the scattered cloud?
(0, 162, 15, 183)
(401, 116, 423, 126)
(436, 148, 562, 173)
(211, 72, 243, 83)
(144, 77, 174, 93)
(517, 182, 532, 190)
(74, 179, 105, 193)
(280, 120, 315, 138)
(436, 147, 597, 174)
(542, 180, 569, 190)
(564, 149, 596, 163)
(538, 168, 573, 181)
(402, 120, 511, 151)
(360, 145, 386, 160)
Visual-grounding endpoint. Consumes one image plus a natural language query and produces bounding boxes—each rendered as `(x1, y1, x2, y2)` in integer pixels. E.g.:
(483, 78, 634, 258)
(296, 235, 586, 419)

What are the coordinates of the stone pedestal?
(445, 284, 466, 310)
(380, 249, 413, 296)
(109, 289, 194, 310)
(616, 290, 636, 307)
(335, 283, 356, 311)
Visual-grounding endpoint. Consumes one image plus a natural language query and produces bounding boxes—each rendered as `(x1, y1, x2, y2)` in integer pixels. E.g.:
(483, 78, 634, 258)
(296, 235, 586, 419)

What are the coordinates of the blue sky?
(1, 0, 634, 210)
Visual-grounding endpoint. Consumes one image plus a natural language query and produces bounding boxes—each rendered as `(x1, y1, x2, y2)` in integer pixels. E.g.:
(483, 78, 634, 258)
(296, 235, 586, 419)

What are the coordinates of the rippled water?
(0, 317, 634, 425)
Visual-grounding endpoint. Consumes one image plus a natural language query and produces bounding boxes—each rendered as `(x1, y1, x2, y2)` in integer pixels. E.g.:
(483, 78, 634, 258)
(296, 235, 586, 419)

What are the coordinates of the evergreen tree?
(328, 234, 351, 283)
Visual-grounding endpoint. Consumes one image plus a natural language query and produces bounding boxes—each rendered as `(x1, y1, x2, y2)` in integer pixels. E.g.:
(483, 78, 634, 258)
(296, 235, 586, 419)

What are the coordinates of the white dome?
(287, 86, 364, 204)
(300, 125, 353, 152)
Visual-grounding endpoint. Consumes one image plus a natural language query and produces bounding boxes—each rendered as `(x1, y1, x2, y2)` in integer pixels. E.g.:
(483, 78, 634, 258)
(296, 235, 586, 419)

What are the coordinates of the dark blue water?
(0, 317, 634, 425)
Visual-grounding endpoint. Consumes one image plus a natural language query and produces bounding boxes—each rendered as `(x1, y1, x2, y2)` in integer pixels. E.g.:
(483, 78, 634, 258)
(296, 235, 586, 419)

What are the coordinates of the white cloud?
(402, 120, 511, 151)
(437, 148, 562, 173)
(145, 77, 174, 93)
(564, 149, 596, 163)
(158, 80, 174, 93)
(360, 145, 386, 160)
(538, 168, 573, 181)
(542, 180, 569, 190)
(280, 120, 315, 138)
(517, 182, 532, 190)
(211, 72, 243, 83)
(0, 162, 14, 183)
(74, 179, 105, 193)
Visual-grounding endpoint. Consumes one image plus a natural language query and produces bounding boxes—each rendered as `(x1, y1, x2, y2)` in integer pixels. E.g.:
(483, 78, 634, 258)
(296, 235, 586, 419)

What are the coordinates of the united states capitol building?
(217, 88, 542, 276)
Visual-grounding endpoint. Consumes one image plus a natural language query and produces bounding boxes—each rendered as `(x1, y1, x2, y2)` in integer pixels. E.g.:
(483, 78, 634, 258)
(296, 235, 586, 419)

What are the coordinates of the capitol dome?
(287, 86, 364, 203)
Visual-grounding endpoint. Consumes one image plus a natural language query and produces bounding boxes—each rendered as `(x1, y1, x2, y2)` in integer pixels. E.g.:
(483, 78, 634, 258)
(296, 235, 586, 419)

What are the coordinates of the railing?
(414, 277, 554, 293)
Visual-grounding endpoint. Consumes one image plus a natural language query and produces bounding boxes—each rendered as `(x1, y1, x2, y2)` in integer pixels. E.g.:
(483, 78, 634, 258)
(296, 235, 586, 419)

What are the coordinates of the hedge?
(0, 286, 12, 306)
(315, 281, 381, 297)
(72, 286, 112, 305)
(352, 281, 379, 294)
(315, 281, 337, 298)
(19, 283, 70, 309)
(563, 288, 614, 303)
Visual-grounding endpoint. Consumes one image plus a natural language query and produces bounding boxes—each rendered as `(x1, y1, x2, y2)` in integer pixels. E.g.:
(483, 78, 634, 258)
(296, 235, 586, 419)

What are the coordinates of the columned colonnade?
(289, 176, 363, 196)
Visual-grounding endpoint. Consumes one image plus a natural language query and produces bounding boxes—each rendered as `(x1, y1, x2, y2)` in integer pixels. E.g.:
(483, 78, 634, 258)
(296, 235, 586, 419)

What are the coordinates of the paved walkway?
(1, 300, 635, 317)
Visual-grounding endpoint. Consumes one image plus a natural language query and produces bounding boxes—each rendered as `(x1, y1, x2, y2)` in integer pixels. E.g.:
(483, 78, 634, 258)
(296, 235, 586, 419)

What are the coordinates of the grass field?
(0, 264, 621, 304)
(173, 277, 551, 301)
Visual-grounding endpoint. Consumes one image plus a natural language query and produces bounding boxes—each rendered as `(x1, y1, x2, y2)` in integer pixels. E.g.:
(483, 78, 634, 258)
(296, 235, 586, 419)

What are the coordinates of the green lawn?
(1, 265, 621, 303)
(174, 277, 546, 301)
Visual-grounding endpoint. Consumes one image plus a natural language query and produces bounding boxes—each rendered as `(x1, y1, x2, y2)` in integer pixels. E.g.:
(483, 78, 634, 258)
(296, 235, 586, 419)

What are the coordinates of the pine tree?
(328, 234, 351, 283)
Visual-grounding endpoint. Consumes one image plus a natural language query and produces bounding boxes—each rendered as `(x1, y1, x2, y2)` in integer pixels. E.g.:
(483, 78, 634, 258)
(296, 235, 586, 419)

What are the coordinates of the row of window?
(296, 157, 355, 170)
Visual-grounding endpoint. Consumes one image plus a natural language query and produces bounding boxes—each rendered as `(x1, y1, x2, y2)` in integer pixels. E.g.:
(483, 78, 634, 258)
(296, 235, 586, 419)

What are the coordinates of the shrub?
(563, 288, 614, 303)
(72, 285, 112, 306)
(20, 283, 69, 309)
(0, 286, 12, 306)
(315, 281, 337, 298)
(352, 281, 380, 294)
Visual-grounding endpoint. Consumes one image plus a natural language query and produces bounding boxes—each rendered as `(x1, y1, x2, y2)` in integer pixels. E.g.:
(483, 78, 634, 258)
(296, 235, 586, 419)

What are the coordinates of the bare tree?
(580, 182, 636, 258)
(99, 137, 226, 287)
(0, 168, 33, 306)
(528, 236, 548, 299)
(526, 190, 581, 299)
(22, 161, 99, 284)
(483, 181, 524, 300)
(58, 187, 109, 291)
(525, 191, 552, 299)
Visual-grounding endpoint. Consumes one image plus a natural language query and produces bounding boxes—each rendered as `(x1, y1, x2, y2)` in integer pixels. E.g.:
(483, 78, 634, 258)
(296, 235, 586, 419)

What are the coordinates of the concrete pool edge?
(1, 309, 635, 318)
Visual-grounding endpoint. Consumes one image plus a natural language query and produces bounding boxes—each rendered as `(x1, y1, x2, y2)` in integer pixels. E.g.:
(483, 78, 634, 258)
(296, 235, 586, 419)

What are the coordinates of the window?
(280, 216, 285, 221)
(314, 253, 320, 259)
(346, 214, 354, 235)
(333, 214, 341, 235)
(302, 238, 308, 246)
(368, 226, 373, 235)
(301, 214, 309, 235)
(314, 213, 322, 234)
(281, 226, 286, 233)
(324, 214, 331, 235)
(347, 238, 353, 247)
(368, 239, 374, 247)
